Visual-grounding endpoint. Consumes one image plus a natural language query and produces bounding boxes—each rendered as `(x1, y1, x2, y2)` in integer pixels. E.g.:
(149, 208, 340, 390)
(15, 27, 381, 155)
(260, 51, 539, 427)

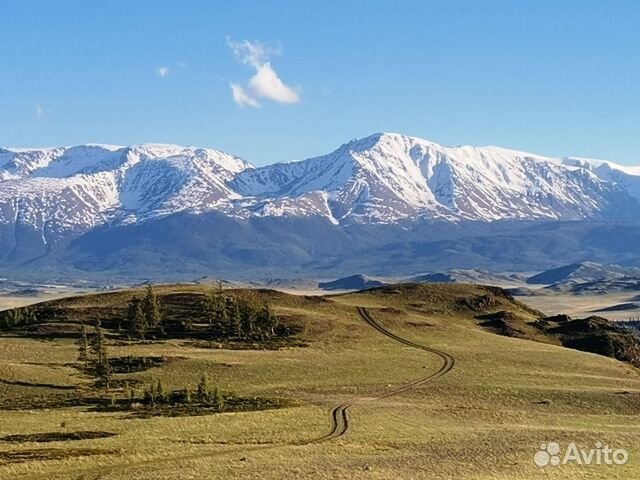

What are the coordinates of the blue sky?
(1, 0, 639, 166)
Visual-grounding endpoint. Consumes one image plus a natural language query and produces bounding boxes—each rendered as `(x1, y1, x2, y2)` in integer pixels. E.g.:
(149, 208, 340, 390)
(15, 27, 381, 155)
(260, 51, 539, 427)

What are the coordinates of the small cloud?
(227, 38, 300, 107)
(227, 38, 280, 68)
(230, 82, 261, 108)
(156, 66, 170, 78)
(177, 62, 187, 69)
(35, 104, 44, 120)
(249, 63, 300, 104)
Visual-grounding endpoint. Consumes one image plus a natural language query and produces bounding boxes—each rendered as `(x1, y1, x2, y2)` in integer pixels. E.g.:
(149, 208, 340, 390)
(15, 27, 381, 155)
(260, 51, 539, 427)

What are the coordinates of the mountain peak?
(2, 135, 640, 246)
(343, 132, 436, 152)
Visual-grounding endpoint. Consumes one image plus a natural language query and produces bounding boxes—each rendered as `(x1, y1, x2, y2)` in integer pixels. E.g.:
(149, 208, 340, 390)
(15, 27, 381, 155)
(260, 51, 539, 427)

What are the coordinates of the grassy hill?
(1, 283, 639, 479)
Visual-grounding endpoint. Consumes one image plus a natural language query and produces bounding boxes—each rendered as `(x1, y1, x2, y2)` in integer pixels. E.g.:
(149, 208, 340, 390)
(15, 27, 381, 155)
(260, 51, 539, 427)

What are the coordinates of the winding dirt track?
(73, 306, 455, 479)
(303, 306, 455, 444)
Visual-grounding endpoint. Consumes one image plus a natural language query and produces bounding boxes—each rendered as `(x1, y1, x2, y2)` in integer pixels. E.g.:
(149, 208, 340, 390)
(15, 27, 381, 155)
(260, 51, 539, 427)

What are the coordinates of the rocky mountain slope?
(234, 133, 640, 223)
(3, 133, 640, 238)
(2, 133, 640, 280)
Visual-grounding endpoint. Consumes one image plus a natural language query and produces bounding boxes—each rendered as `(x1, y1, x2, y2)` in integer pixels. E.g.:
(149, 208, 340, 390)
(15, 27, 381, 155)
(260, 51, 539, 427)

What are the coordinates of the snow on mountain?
(115, 145, 249, 222)
(0, 173, 119, 244)
(0, 144, 251, 238)
(562, 157, 640, 201)
(232, 134, 447, 222)
(1, 133, 640, 245)
(234, 133, 640, 223)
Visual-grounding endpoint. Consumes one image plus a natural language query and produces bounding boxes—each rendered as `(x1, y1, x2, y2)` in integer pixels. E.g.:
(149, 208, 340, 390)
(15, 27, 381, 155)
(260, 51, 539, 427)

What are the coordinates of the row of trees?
(0, 307, 38, 329)
(135, 374, 225, 409)
(202, 286, 279, 340)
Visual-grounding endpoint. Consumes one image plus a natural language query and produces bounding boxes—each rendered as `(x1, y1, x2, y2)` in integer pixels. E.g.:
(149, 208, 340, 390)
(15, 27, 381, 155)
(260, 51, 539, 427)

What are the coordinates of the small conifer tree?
(127, 296, 148, 339)
(157, 379, 169, 404)
(183, 385, 192, 404)
(143, 285, 162, 333)
(77, 322, 90, 369)
(90, 321, 112, 388)
(213, 387, 225, 410)
(197, 373, 213, 404)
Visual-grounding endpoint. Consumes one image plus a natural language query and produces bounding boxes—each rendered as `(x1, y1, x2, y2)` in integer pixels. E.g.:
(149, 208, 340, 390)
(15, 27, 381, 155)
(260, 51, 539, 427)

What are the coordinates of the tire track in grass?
(302, 306, 455, 443)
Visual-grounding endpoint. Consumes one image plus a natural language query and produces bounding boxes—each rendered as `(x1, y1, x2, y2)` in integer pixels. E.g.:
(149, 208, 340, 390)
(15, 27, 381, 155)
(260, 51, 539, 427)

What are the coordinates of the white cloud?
(230, 82, 261, 108)
(227, 38, 279, 69)
(156, 66, 170, 77)
(35, 104, 44, 120)
(249, 63, 300, 104)
(227, 38, 300, 108)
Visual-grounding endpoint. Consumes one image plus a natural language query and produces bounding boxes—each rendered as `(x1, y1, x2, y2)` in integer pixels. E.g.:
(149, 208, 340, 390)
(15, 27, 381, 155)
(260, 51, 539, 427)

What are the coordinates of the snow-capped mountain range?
(2, 132, 640, 246)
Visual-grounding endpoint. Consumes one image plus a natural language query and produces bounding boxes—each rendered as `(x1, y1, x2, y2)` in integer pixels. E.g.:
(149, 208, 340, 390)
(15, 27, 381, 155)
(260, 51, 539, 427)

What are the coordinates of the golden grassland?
(0, 284, 639, 479)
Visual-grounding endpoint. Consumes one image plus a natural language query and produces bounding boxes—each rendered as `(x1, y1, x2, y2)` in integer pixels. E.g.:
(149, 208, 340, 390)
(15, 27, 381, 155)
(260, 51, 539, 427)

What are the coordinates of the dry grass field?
(1, 284, 639, 479)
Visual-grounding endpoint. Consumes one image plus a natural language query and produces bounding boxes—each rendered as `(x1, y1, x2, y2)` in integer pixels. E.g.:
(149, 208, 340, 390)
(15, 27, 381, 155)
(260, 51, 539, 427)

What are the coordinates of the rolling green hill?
(1, 283, 639, 479)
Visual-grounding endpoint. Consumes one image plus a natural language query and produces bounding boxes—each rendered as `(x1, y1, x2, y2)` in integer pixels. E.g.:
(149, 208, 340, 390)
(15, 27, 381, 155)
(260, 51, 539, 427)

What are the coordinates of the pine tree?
(183, 385, 192, 404)
(260, 302, 278, 338)
(123, 382, 135, 406)
(228, 298, 242, 339)
(202, 291, 215, 325)
(157, 379, 169, 404)
(1, 309, 23, 329)
(143, 285, 162, 333)
(217, 294, 230, 336)
(143, 383, 157, 406)
(22, 307, 37, 325)
(127, 296, 147, 340)
(183, 316, 194, 332)
(204, 289, 228, 336)
(0, 310, 12, 329)
(239, 296, 257, 339)
(90, 321, 112, 389)
(197, 373, 213, 404)
(77, 322, 90, 369)
(213, 387, 225, 410)
(89, 320, 103, 362)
